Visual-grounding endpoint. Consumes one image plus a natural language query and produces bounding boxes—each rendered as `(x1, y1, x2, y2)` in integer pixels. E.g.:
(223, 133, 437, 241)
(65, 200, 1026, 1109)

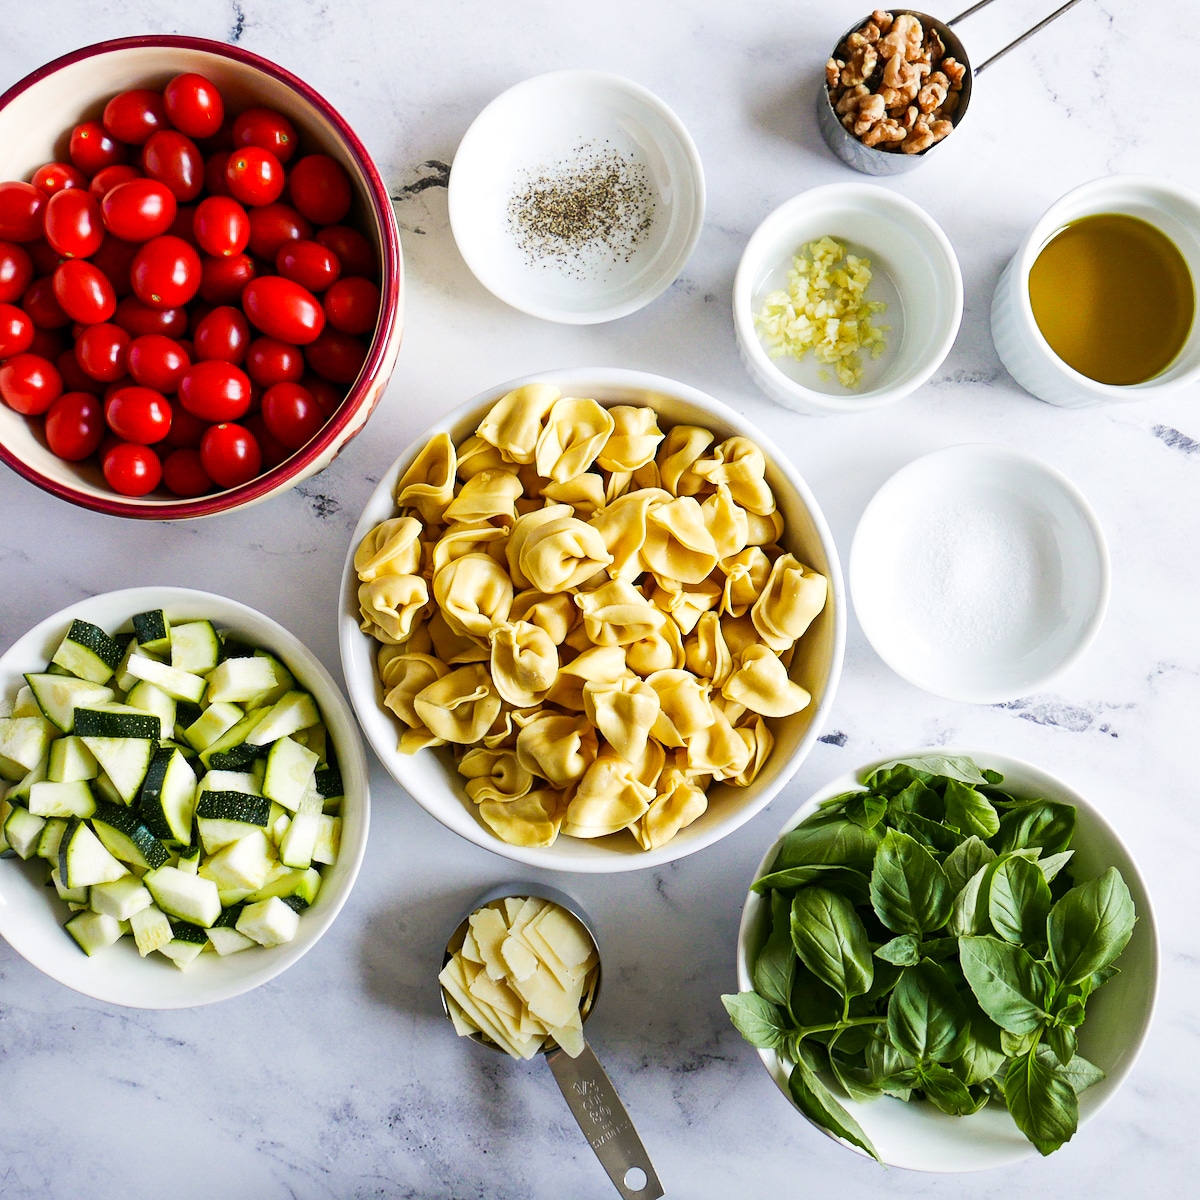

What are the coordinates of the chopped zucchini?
(246, 692, 320, 746)
(236, 896, 300, 946)
(143, 865, 221, 927)
(131, 610, 171, 655)
(47, 736, 99, 783)
(130, 905, 172, 956)
(79, 734, 156, 804)
(184, 701, 243, 751)
(206, 925, 256, 955)
(65, 909, 124, 955)
(52, 619, 122, 684)
(138, 747, 197, 845)
(159, 939, 205, 969)
(0, 716, 57, 780)
(261, 736, 318, 812)
(126, 655, 207, 704)
(205, 656, 277, 704)
(59, 818, 129, 888)
(125, 679, 177, 732)
(90, 800, 170, 869)
(90, 875, 153, 921)
(24, 674, 115, 733)
(170, 621, 220, 674)
(28, 779, 97, 819)
(4, 803, 47, 859)
(74, 704, 160, 740)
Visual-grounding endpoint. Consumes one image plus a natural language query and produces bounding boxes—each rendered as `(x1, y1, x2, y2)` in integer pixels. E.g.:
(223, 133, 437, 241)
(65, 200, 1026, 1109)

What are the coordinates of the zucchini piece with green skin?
(90, 800, 170, 869)
(280, 894, 309, 914)
(0, 716, 58, 780)
(47, 736, 99, 782)
(126, 655, 207, 704)
(51, 619, 122, 684)
(197, 707, 268, 768)
(159, 939, 205, 968)
(261, 736, 318, 812)
(91, 771, 123, 807)
(36, 815, 69, 861)
(245, 864, 322, 906)
(195, 791, 270, 826)
(143, 865, 221, 927)
(90, 875, 153, 921)
(28, 779, 96, 819)
(113, 638, 146, 693)
(65, 909, 124, 955)
(73, 704, 160, 740)
(176, 845, 202, 874)
(218, 637, 257, 661)
(168, 919, 209, 945)
(199, 769, 261, 797)
(207, 925, 256, 955)
(50, 865, 88, 904)
(279, 810, 320, 869)
(184, 701, 243, 752)
(205, 656, 277, 704)
(0, 797, 11, 856)
(59, 817, 129, 888)
(79, 735, 156, 804)
(4, 803, 46, 858)
(236, 895, 300, 946)
(246, 692, 320, 747)
(125, 679, 177, 734)
(24, 674, 114, 733)
(138, 747, 197, 845)
(7, 757, 48, 806)
(170, 621, 220, 674)
(314, 765, 343, 800)
(131, 610, 171, 655)
(129, 905, 172, 956)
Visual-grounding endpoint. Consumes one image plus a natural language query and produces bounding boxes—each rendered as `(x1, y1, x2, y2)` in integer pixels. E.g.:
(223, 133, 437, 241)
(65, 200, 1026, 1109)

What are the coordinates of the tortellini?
(357, 385, 830, 852)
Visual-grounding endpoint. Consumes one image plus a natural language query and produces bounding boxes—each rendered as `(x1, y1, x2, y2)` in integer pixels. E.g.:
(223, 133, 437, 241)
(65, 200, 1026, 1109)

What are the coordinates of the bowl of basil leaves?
(725, 750, 1157, 1171)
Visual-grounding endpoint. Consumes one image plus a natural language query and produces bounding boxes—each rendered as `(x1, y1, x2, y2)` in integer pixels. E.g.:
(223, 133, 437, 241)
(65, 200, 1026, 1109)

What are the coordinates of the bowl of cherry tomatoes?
(0, 35, 403, 518)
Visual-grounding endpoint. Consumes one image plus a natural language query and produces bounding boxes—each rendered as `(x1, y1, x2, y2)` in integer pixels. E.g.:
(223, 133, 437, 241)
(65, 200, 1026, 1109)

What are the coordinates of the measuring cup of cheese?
(440, 887, 662, 1200)
(991, 176, 1200, 407)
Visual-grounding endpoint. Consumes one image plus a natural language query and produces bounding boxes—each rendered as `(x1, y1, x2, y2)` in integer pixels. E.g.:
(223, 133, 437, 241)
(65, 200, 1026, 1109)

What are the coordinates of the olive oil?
(1027, 213, 1194, 386)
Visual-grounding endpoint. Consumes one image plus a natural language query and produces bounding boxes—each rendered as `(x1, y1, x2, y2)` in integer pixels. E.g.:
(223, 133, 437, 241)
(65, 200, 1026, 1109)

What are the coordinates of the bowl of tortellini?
(339, 368, 846, 871)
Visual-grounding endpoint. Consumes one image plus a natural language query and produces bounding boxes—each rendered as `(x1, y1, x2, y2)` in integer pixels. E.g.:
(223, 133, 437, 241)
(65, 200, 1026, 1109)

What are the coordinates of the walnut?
(842, 44, 878, 87)
(901, 104, 919, 130)
(835, 84, 869, 115)
(918, 73, 949, 114)
(862, 118, 906, 148)
(825, 58, 842, 88)
(901, 118, 936, 154)
(942, 57, 966, 89)
(861, 21, 881, 45)
(852, 93, 887, 135)
(930, 119, 953, 141)
(872, 10, 893, 34)
(926, 28, 946, 66)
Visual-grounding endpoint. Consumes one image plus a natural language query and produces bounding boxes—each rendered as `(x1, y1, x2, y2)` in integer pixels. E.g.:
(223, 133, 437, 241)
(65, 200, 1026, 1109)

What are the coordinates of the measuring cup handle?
(546, 1042, 664, 1200)
(950, 0, 1088, 75)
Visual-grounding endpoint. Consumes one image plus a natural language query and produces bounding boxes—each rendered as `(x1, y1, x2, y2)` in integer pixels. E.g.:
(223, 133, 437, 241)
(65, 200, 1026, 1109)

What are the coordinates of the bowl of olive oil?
(991, 176, 1200, 408)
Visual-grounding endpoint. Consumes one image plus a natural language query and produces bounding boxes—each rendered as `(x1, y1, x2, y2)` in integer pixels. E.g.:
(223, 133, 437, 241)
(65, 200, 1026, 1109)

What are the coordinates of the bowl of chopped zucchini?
(0, 586, 369, 1008)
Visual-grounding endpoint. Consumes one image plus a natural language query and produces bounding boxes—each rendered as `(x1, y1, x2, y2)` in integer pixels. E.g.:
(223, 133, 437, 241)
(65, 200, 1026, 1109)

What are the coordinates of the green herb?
(723, 755, 1136, 1159)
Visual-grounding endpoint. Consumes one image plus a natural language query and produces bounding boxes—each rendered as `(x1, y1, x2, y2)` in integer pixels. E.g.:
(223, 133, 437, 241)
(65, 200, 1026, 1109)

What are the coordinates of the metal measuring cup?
(440, 884, 663, 1200)
(818, 0, 1086, 175)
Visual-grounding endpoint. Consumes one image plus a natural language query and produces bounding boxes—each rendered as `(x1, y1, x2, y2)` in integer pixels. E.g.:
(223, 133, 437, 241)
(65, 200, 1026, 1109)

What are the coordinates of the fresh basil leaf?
(1001, 1028, 1038, 1057)
(944, 835, 997, 894)
(870, 829, 953, 935)
(872, 754, 992, 787)
(955, 1000, 1007, 1086)
(894, 811, 962, 853)
(816, 789, 871, 815)
(887, 960, 968, 1063)
(751, 864, 870, 900)
(988, 854, 1052, 945)
(997, 800, 1076, 856)
(721, 992, 788, 1049)
(828, 1031, 881, 1103)
(1038, 1047, 1106, 1095)
(791, 887, 874, 999)
(863, 957, 903, 1005)
(874, 934, 921, 967)
(1055, 996, 1087, 1028)
(842, 791, 888, 830)
(943, 779, 1001, 839)
(865, 763, 933, 798)
(788, 1056, 881, 1162)
(772, 818, 881, 873)
(1078, 963, 1120, 997)
(791, 963, 844, 1028)
(1004, 1048, 1079, 1156)
(982, 768, 1004, 785)
(865, 1028, 918, 1099)
(959, 935, 1053, 1035)
(918, 1062, 986, 1115)
(1047, 1023, 1077, 1067)
(885, 780, 944, 823)
(922, 937, 960, 962)
(753, 890, 797, 1008)
(1048, 867, 1136, 987)
(947, 864, 991, 938)
(1037, 849, 1074, 884)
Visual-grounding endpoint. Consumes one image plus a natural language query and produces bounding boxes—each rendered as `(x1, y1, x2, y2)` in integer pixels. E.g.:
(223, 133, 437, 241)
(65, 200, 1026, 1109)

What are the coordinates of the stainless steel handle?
(546, 1041, 664, 1200)
(949, 0, 1089, 75)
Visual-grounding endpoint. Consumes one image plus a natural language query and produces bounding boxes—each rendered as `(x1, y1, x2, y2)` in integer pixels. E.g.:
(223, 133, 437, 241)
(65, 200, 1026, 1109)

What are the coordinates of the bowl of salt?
(848, 443, 1109, 703)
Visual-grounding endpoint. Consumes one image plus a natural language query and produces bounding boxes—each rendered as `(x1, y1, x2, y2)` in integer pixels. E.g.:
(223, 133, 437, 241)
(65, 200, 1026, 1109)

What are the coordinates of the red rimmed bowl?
(0, 35, 403, 519)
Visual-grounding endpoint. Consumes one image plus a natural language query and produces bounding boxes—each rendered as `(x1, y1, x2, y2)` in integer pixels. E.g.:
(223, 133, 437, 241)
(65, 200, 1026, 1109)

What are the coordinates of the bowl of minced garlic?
(338, 368, 846, 872)
(734, 182, 963, 414)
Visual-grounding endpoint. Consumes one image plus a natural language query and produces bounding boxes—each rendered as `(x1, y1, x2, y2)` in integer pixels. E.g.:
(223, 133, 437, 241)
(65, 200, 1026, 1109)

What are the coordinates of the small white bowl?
(850, 444, 1109, 704)
(736, 749, 1159, 1173)
(340, 368, 845, 873)
(733, 184, 963, 415)
(0, 587, 370, 1009)
(991, 175, 1200, 409)
(448, 70, 704, 324)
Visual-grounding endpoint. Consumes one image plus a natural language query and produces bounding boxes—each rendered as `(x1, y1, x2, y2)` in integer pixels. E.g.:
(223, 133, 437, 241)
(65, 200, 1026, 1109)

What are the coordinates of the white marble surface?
(1, 1, 1198, 1196)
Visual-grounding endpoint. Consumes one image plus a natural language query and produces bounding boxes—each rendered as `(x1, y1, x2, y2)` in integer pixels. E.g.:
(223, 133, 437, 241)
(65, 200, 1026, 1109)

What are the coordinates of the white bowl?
(448, 70, 704, 324)
(849, 444, 1109, 704)
(733, 183, 963, 415)
(0, 587, 370, 1008)
(991, 175, 1200, 409)
(735, 749, 1159, 1173)
(340, 367, 845, 872)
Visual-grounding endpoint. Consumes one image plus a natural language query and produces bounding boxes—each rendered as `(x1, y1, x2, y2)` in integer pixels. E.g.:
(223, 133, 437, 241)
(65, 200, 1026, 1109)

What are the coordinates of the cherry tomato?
(261, 381, 324, 449)
(32, 163, 87, 196)
(301, 375, 342, 419)
(45, 391, 105, 460)
(194, 305, 250, 364)
(314, 225, 376, 278)
(277, 239, 340, 293)
(0, 302, 34, 358)
(162, 446, 213, 496)
(164, 73, 225, 140)
(114, 295, 188, 338)
(141, 130, 204, 202)
(0, 182, 47, 243)
(128, 333, 190, 393)
(103, 441, 161, 495)
(288, 155, 352, 226)
(103, 89, 169, 146)
(200, 421, 260, 488)
(53, 260, 117, 324)
(101, 179, 177, 243)
(74, 322, 131, 382)
(246, 202, 311, 260)
(193, 196, 250, 257)
(162, 401, 207, 448)
(105, 384, 172, 444)
(225, 146, 285, 207)
(244, 412, 289, 470)
(199, 252, 256, 305)
(179, 359, 252, 422)
(21, 277, 69, 329)
(43, 189, 105, 259)
(0, 241, 34, 302)
(246, 336, 304, 387)
(57, 347, 103, 396)
(0, 352, 62, 414)
(232, 107, 299, 164)
(88, 164, 142, 202)
(323, 276, 379, 336)
(242, 276, 324, 344)
(203, 151, 233, 198)
(69, 122, 128, 175)
(131, 235, 202, 309)
(305, 329, 366, 384)
(90, 234, 138, 298)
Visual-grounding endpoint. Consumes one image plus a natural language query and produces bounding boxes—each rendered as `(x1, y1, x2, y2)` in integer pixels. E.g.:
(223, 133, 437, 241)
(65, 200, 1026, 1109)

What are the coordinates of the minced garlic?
(754, 235, 888, 388)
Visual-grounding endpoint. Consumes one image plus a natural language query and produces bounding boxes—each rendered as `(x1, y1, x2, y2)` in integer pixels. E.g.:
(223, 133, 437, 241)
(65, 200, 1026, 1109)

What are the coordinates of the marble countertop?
(2, 1, 1198, 1197)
